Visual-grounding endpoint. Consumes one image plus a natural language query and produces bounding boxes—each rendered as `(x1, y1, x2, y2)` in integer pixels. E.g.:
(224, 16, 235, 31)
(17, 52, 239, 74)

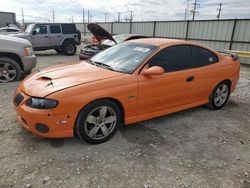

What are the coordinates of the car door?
(31, 24, 50, 48)
(49, 24, 63, 47)
(137, 45, 197, 115)
(190, 45, 221, 101)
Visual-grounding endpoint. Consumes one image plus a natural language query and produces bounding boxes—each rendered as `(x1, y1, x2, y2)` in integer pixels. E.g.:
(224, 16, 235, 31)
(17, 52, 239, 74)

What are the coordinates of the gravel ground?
(0, 47, 250, 188)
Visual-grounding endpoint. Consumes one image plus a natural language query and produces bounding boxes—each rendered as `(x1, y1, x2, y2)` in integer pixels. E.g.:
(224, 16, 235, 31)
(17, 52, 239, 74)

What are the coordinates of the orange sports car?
(13, 38, 240, 144)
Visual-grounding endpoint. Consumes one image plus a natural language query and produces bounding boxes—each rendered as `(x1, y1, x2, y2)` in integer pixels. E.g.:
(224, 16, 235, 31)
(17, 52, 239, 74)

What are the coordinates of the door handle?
(186, 76, 194, 82)
(57, 35, 61, 37)
(44, 36, 49, 38)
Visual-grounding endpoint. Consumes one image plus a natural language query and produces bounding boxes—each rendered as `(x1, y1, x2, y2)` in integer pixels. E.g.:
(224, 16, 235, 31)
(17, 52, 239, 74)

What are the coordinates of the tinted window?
(61, 24, 76, 34)
(191, 46, 219, 67)
(34, 25, 47, 34)
(148, 45, 192, 72)
(50, 25, 61, 33)
(7, 29, 18, 32)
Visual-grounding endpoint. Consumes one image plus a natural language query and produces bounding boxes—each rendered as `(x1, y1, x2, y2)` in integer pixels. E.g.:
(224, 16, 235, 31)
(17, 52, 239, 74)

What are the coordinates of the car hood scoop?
(20, 61, 123, 97)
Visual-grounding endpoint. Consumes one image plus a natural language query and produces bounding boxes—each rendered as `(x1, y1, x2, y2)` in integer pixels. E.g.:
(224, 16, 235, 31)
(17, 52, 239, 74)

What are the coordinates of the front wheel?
(75, 99, 122, 144)
(0, 57, 22, 83)
(207, 81, 230, 110)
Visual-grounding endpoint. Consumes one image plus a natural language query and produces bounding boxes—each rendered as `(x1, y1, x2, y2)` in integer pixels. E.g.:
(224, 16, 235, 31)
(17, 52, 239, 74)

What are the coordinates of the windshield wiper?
(88, 60, 125, 73)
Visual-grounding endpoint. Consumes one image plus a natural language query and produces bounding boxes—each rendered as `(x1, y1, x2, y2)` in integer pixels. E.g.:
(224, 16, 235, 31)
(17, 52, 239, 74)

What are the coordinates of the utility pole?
(117, 12, 121, 22)
(191, 0, 199, 20)
(217, 3, 222, 19)
(71, 16, 74, 23)
(87, 9, 90, 23)
(184, 0, 190, 20)
(21, 8, 24, 27)
(129, 11, 133, 22)
(105, 13, 107, 22)
(82, 8, 85, 23)
(52, 9, 54, 23)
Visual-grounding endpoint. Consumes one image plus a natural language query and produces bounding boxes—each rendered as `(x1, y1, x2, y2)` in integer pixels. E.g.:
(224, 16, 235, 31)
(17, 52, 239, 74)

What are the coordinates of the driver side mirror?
(32, 30, 37, 35)
(142, 66, 165, 76)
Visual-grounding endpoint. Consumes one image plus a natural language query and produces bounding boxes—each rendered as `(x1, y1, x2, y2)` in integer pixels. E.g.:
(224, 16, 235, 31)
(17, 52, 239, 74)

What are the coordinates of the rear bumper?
(14, 90, 76, 138)
(21, 55, 37, 73)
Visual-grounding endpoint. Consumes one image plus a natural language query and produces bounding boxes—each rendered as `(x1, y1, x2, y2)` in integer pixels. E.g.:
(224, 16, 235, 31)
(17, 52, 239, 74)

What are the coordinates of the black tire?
(62, 41, 77, 56)
(75, 99, 122, 144)
(0, 57, 22, 82)
(207, 81, 230, 110)
(55, 49, 63, 53)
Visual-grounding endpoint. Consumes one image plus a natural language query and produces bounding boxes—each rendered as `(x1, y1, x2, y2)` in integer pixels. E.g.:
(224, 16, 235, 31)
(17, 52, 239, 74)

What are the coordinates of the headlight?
(24, 46, 34, 56)
(26, 98, 58, 109)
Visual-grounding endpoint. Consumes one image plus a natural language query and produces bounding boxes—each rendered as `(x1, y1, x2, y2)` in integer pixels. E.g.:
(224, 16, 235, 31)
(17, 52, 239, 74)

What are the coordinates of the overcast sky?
(1, 0, 250, 23)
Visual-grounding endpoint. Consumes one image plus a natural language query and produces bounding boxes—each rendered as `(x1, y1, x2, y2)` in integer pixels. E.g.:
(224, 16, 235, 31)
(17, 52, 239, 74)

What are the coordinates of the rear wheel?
(207, 81, 230, 110)
(75, 99, 122, 144)
(63, 42, 77, 56)
(0, 57, 21, 83)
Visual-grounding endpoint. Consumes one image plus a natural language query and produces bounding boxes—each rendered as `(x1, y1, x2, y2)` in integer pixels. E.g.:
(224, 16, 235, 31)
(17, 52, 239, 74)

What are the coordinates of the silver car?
(0, 35, 37, 82)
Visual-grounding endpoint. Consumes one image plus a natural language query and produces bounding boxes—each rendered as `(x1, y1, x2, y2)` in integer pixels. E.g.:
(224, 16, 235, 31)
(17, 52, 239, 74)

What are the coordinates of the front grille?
(14, 93, 24, 106)
(83, 51, 95, 55)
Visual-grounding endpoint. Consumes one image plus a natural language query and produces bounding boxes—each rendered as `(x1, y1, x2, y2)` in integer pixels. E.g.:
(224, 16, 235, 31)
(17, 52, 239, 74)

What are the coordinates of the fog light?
(35, 123, 49, 133)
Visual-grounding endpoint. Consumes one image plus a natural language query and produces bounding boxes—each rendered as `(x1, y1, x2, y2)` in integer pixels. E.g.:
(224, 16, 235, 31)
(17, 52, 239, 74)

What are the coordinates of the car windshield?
(101, 34, 130, 46)
(25, 24, 34, 33)
(89, 42, 157, 73)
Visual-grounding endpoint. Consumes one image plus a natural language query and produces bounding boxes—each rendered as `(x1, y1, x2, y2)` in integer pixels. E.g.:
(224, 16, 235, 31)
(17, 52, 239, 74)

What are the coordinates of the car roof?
(127, 38, 189, 46)
(0, 27, 20, 30)
(127, 38, 220, 57)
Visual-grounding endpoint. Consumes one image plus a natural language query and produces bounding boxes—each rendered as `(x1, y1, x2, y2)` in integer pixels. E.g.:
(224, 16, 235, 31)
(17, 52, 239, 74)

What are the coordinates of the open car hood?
(87, 23, 117, 44)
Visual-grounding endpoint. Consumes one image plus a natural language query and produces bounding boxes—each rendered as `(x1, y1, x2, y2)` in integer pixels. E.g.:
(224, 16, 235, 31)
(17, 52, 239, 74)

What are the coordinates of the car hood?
(87, 23, 117, 44)
(0, 34, 31, 45)
(20, 61, 124, 98)
(9, 32, 29, 39)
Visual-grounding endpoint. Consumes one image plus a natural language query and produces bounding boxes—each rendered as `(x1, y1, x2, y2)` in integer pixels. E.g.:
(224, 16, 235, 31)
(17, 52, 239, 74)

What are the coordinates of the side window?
(148, 45, 192, 72)
(34, 25, 47, 34)
(61, 24, 76, 34)
(50, 25, 61, 34)
(191, 46, 219, 67)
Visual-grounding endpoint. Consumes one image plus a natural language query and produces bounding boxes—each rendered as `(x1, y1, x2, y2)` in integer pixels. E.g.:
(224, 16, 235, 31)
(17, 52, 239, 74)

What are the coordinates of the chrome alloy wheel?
(0, 62, 17, 82)
(84, 106, 117, 140)
(214, 83, 229, 107)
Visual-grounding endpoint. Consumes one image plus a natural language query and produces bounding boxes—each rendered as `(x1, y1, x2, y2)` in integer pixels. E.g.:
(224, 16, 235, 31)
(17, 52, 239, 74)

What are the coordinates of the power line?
(217, 3, 222, 19)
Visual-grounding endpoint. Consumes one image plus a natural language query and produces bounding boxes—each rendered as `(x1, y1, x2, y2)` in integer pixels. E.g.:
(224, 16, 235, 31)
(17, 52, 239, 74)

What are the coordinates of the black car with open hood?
(79, 23, 148, 60)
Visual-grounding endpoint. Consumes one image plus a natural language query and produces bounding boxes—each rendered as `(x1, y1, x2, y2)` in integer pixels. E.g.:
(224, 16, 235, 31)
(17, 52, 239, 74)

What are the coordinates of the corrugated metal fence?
(75, 19, 250, 64)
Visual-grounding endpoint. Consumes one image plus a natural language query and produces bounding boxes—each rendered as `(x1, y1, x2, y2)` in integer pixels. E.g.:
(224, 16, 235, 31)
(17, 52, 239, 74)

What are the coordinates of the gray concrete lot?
(0, 46, 250, 188)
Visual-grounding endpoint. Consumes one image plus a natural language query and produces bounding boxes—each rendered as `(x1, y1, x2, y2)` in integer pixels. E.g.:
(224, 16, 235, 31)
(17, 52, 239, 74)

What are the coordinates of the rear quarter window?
(61, 24, 76, 34)
(191, 46, 219, 67)
(50, 25, 61, 33)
